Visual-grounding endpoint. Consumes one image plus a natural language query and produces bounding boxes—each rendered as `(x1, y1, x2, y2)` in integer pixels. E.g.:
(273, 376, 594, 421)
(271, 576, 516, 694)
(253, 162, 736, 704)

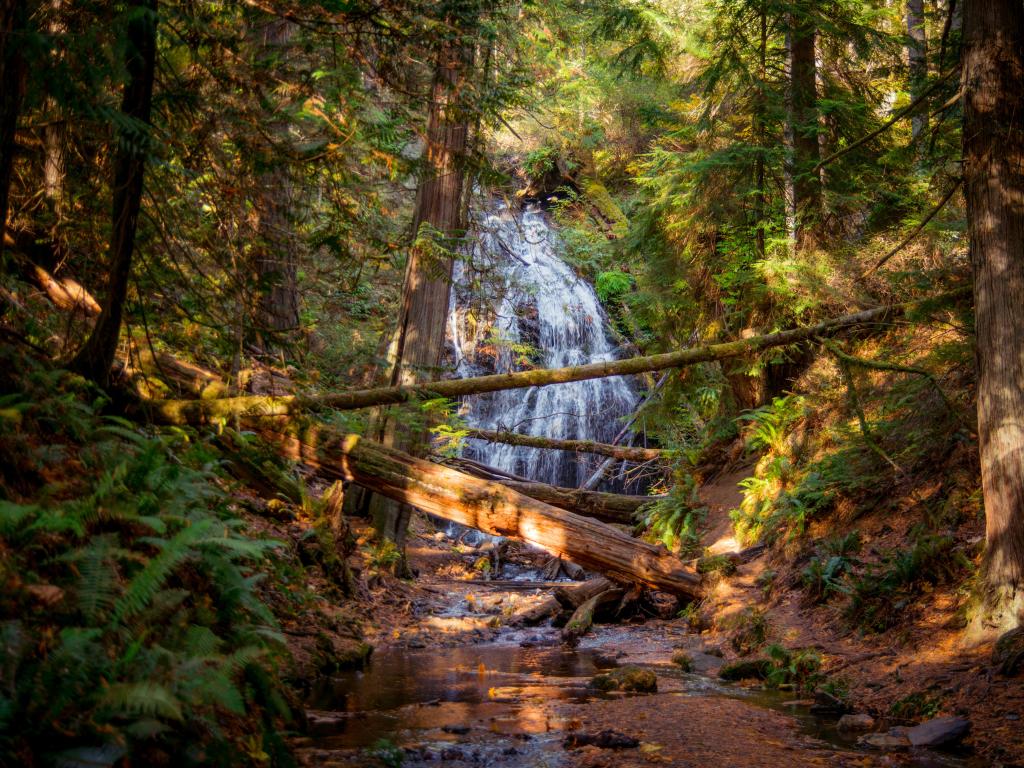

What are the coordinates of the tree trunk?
(69, 0, 157, 384)
(253, 18, 299, 352)
(907, 0, 929, 148)
(789, 5, 822, 249)
(369, 24, 474, 552)
(962, 0, 1024, 627)
(149, 297, 942, 423)
(0, 0, 27, 260)
(253, 423, 702, 596)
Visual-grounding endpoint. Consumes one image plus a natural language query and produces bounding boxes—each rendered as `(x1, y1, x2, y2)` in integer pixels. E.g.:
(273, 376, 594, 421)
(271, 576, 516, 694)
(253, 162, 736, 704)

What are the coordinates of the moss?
(590, 665, 658, 693)
(672, 651, 694, 672)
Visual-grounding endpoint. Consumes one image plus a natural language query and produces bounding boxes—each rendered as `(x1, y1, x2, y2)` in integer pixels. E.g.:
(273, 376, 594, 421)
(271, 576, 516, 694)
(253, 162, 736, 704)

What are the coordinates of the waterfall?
(447, 201, 638, 490)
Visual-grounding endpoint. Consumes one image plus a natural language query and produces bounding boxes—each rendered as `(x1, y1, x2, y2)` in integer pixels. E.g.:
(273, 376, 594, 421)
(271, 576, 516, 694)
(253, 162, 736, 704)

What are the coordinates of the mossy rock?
(718, 659, 771, 681)
(313, 633, 373, 674)
(993, 627, 1024, 676)
(590, 665, 657, 693)
(672, 651, 694, 672)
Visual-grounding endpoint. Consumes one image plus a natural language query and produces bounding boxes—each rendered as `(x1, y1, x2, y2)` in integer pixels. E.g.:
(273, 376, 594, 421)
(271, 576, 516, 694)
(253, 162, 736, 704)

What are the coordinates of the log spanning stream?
(447, 201, 638, 490)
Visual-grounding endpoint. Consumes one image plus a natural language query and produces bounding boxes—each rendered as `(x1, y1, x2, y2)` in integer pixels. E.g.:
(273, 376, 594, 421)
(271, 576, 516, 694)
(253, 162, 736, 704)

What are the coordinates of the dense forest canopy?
(2, 0, 1024, 765)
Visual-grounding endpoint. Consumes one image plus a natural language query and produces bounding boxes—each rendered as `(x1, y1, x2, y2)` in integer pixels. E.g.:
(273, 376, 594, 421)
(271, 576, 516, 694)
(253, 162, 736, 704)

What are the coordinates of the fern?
(99, 682, 184, 721)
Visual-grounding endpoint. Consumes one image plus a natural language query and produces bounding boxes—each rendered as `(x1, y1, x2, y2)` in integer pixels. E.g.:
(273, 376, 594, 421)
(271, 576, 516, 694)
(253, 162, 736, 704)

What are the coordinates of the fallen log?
(562, 587, 623, 645)
(554, 577, 614, 609)
(148, 297, 956, 425)
(254, 422, 702, 596)
(494, 480, 657, 526)
(464, 429, 663, 462)
(444, 458, 658, 525)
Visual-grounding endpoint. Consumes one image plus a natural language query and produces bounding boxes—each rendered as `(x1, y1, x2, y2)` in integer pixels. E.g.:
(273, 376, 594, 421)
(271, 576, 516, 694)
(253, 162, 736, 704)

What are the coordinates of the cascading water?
(447, 201, 638, 490)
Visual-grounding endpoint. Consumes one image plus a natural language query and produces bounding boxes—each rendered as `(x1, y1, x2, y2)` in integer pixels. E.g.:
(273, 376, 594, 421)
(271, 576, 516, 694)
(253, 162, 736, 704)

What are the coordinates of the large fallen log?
(464, 428, 663, 462)
(254, 422, 702, 597)
(488, 479, 655, 526)
(441, 456, 657, 525)
(148, 297, 953, 425)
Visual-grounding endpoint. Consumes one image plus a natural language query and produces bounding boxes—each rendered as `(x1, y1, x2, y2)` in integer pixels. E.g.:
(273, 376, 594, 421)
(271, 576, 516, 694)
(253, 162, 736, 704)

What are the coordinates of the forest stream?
(294, 538, 984, 768)
(292, 205, 985, 768)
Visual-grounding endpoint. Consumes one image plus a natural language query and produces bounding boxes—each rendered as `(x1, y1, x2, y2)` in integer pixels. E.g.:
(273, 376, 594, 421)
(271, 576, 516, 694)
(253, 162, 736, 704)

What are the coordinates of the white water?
(447, 202, 638, 489)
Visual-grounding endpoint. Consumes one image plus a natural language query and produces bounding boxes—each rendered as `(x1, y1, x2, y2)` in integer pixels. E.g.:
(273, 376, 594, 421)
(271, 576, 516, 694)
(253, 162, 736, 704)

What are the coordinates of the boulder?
(858, 730, 911, 750)
(590, 665, 658, 693)
(993, 626, 1024, 676)
(906, 716, 971, 748)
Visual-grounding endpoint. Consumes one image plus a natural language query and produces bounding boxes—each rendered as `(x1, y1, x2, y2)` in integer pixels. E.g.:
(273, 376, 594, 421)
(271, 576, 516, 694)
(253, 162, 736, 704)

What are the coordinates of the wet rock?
(810, 688, 853, 716)
(312, 633, 373, 674)
(700, 643, 725, 658)
(442, 724, 471, 735)
(718, 659, 770, 681)
(440, 747, 465, 760)
(858, 730, 911, 750)
(993, 626, 1024, 676)
(563, 729, 640, 749)
(906, 716, 971, 748)
(305, 710, 347, 735)
(590, 665, 658, 693)
(837, 713, 876, 732)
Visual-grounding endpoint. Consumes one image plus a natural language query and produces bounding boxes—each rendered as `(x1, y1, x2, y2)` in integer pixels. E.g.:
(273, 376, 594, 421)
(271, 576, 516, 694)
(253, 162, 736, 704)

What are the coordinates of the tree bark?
(149, 297, 949, 424)
(465, 428, 663, 462)
(252, 423, 702, 596)
(474, 478, 657, 526)
(0, 0, 27, 260)
(368, 18, 474, 551)
(253, 18, 299, 349)
(69, 0, 157, 384)
(789, 5, 822, 248)
(962, 0, 1024, 621)
(907, 0, 929, 147)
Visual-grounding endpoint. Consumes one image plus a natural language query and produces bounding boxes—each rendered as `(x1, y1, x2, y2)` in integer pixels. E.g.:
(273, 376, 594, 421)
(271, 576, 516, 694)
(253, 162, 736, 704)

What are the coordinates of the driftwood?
(465, 428, 662, 462)
(254, 422, 702, 596)
(148, 299, 943, 425)
(507, 577, 612, 626)
(562, 587, 623, 645)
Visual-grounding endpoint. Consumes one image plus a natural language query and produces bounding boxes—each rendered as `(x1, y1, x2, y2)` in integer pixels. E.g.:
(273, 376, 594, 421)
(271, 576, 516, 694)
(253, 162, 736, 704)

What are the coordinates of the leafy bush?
(764, 644, 823, 693)
(637, 476, 706, 556)
(0, 365, 292, 766)
(801, 531, 862, 603)
(595, 270, 633, 303)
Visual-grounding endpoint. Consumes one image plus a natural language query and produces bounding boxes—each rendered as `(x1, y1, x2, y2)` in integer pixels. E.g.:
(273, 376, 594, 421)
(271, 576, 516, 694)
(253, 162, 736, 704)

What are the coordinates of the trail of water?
(447, 202, 637, 489)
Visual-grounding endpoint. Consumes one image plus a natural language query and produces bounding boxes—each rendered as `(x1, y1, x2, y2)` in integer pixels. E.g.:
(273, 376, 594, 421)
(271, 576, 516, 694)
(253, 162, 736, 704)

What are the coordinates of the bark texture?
(0, 0, 27, 258)
(253, 19, 299, 345)
(69, 0, 157, 384)
(474, 479, 656, 526)
(368, 21, 474, 549)
(962, 0, 1024, 600)
(789, 6, 822, 248)
(907, 0, 928, 145)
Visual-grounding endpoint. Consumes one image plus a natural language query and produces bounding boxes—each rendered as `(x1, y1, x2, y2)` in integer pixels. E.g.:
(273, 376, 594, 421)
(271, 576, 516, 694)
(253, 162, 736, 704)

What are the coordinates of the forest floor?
(694, 468, 1024, 766)
(285, 503, 1014, 768)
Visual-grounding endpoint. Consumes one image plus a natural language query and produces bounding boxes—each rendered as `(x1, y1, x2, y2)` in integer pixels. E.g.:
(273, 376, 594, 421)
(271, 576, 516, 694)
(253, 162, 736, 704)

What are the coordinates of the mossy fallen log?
(465, 428, 662, 462)
(147, 299, 946, 425)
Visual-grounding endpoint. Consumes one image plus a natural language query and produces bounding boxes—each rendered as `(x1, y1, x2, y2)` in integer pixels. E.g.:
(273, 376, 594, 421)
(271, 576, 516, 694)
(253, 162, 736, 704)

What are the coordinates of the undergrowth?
(0, 354, 294, 767)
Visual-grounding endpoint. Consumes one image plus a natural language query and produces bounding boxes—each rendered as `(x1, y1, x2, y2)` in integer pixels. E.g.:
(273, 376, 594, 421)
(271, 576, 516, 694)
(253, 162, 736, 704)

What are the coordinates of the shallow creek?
(296, 577, 985, 768)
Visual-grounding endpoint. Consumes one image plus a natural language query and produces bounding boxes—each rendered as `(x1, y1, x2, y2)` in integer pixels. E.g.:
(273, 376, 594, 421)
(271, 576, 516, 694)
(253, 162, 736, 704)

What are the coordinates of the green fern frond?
(99, 682, 183, 721)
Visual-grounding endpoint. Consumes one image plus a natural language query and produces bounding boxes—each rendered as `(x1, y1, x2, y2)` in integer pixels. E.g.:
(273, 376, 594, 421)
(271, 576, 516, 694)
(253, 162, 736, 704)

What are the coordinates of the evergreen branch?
(861, 180, 963, 277)
(814, 68, 958, 172)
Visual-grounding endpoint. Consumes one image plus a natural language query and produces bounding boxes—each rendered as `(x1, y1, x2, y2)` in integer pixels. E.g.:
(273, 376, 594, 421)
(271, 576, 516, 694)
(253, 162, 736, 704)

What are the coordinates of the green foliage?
(0, 365, 291, 766)
(846, 533, 972, 633)
(367, 738, 405, 768)
(723, 607, 769, 656)
(637, 475, 706, 556)
(889, 691, 943, 721)
(801, 531, 862, 604)
(764, 645, 823, 693)
(523, 146, 558, 181)
(595, 270, 634, 303)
